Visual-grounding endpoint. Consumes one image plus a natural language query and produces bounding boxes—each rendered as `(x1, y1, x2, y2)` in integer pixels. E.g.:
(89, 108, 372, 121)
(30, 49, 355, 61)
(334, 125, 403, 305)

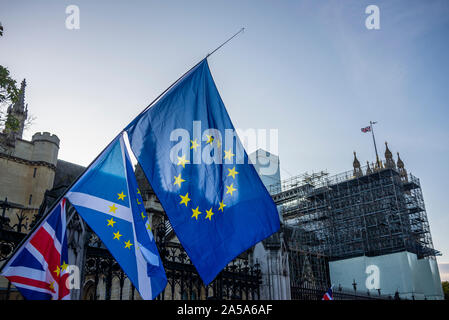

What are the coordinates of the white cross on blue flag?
(66, 133, 167, 300)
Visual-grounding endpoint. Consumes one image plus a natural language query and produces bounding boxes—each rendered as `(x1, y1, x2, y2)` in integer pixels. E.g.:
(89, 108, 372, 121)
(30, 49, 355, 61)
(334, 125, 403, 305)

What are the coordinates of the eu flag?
(125, 59, 280, 284)
(66, 134, 167, 299)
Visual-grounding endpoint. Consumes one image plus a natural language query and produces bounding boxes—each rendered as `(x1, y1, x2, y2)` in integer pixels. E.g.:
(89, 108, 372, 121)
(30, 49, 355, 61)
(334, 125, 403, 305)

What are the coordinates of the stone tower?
(0, 79, 60, 233)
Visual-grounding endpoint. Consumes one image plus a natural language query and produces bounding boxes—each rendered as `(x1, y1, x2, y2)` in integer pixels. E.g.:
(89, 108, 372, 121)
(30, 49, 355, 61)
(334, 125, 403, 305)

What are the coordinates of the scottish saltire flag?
(125, 59, 280, 284)
(1, 199, 70, 300)
(322, 287, 334, 300)
(66, 134, 166, 299)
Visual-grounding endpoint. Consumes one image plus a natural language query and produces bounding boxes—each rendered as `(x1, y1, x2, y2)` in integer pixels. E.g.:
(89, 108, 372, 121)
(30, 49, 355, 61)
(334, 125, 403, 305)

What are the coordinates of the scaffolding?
(271, 162, 440, 287)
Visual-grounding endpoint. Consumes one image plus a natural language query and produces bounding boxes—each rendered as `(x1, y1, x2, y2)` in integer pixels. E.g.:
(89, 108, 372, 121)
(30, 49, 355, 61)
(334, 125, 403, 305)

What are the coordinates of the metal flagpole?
(138, 27, 245, 116)
(370, 121, 380, 167)
(0, 27, 246, 273)
(207, 28, 245, 58)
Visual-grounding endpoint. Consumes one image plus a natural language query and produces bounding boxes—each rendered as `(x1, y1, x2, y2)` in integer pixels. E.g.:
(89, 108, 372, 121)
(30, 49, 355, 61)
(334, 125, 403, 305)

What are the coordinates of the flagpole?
(0, 27, 246, 274)
(207, 28, 245, 58)
(370, 121, 380, 167)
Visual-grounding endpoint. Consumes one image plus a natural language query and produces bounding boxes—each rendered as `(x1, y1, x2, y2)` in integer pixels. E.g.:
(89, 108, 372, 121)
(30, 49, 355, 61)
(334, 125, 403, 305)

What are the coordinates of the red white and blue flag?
(361, 126, 371, 133)
(322, 287, 334, 300)
(1, 198, 70, 300)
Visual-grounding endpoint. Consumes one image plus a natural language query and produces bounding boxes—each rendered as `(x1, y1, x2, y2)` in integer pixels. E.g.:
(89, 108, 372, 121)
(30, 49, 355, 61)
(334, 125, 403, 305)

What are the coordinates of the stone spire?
(16, 79, 26, 113)
(353, 151, 362, 177)
(4, 79, 28, 141)
(397, 152, 408, 182)
(366, 161, 372, 175)
(384, 141, 396, 169)
(8, 79, 27, 114)
(397, 152, 404, 168)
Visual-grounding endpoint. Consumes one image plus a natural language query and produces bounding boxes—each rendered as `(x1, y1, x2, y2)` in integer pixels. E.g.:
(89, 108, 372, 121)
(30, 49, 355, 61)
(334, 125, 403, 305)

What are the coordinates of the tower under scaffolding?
(270, 144, 440, 290)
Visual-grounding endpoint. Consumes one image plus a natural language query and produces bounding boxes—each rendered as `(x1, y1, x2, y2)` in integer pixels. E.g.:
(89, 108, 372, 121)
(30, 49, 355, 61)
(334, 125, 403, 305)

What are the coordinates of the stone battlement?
(31, 132, 60, 147)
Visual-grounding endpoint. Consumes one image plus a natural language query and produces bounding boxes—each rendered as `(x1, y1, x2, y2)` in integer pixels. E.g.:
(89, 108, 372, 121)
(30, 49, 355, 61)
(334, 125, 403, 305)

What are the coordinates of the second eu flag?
(125, 59, 280, 284)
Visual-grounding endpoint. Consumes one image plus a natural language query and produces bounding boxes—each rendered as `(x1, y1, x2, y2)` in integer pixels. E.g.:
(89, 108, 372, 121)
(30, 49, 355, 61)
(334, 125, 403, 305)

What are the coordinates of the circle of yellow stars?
(173, 135, 239, 222)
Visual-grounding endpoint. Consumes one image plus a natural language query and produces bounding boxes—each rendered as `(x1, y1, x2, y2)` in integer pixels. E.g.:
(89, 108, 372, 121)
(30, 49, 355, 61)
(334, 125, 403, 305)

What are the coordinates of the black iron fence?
(159, 245, 261, 300)
(82, 221, 262, 300)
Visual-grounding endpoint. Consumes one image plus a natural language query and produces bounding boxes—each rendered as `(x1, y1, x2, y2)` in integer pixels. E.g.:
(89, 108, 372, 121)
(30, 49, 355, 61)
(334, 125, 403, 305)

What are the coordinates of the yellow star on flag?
(180, 193, 191, 206)
(141, 211, 146, 220)
(49, 281, 55, 291)
(54, 265, 60, 277)
(173, 173, 185, 187)
(146, 221, 152, 231)
(61, 261, 68, 272)
(124, 240, 133, 249)
(107, 217, 116, 227)
(226, 184, 237, 196)
(117, 191, 126, 201)
(190, 139, 199, 151)
(227, 167, 238, 179)
(218, 201, 226, 212)
(177, 155, 190, 168)
(205, 208, 215, 221)
(108, 204, 118, 213)
(216, 138, 221, 149)
(206, 135, 214, 144)
(137, 189, 141, 195)
(191, 206, 202, 220)
(113, 230, 122, 240)
(224, 148, 235, 161)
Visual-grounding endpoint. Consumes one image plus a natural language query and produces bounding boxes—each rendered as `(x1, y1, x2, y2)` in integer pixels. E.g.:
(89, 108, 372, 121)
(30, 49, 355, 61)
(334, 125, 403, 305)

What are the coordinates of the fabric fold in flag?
(66, 133, 167, 300)
(1, 199, 70, 300)
(125, 59, 280, 285)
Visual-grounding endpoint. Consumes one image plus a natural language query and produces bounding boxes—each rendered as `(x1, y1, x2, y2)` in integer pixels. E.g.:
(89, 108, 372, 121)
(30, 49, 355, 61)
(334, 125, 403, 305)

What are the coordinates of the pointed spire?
(396, 152, 408, 182)
(366, 161, 372, 175)
(12, 79, 27, 114)
(385, 141, 392, 158)
(353, 151, 362, 177)
(384, 141, 396, 169)
(397, 152, 404, 169)
(4, 78, 28, 141)
(353, 151, 360, 167)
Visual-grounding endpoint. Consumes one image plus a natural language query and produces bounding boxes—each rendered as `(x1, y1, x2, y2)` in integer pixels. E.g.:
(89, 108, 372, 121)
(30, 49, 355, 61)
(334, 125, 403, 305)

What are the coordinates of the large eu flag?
(125, 59, 280, 284)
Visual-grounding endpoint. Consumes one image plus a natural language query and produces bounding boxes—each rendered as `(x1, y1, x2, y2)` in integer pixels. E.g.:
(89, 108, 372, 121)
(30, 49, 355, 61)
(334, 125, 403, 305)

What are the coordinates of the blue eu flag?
(66, 134, 167, 299)
(125, 59, 280, 284)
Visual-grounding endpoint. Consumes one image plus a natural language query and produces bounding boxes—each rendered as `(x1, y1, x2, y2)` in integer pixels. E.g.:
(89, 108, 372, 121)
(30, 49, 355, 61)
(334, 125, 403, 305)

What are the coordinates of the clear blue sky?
(1, 1, 448, 274)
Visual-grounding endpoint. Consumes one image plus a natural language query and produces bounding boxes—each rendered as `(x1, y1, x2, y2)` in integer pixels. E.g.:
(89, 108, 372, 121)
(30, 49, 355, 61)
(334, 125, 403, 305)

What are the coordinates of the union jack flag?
(361, 126, 371, 133)
(322, 287, 334, 300)
(1, 198, 70, 300)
